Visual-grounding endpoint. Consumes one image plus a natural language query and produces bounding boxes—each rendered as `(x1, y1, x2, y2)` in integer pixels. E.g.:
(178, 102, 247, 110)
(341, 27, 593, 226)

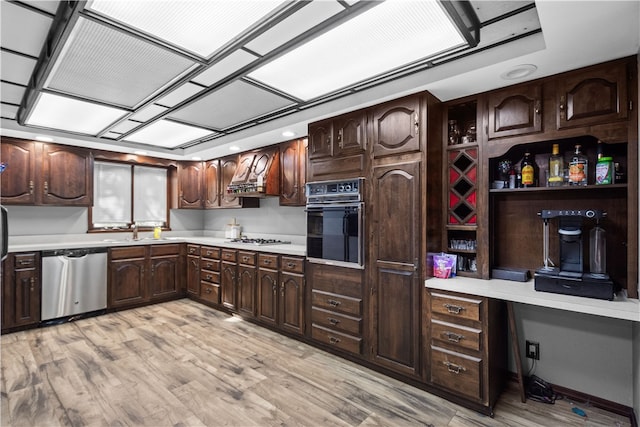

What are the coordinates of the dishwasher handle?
(42, 247, 108, 258)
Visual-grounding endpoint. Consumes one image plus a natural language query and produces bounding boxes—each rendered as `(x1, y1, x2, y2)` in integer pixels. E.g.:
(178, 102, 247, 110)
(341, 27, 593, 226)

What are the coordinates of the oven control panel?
(306, 178, 363, 202)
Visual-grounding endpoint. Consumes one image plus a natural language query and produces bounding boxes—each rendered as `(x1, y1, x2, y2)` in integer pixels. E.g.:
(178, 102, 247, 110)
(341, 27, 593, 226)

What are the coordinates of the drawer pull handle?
(444, 331, 464, 343)
(328, 336, 340, 345)
(444, 303, 465, 314)
(206, 274, 212, 280)
(243, 256, 250, 262)
(18, 260, 32, 265)
(327, 299, 341, 307)
(287, 262, 296, 268)
(205, 287, 212, 294)
(443, 361, 466, 374)
(263, 259, 271, 264)
(328, 317, 340, 325)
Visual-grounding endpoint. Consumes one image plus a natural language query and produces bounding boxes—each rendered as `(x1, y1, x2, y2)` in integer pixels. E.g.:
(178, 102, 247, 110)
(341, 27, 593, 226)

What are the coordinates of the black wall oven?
(306, 178, 364, 269)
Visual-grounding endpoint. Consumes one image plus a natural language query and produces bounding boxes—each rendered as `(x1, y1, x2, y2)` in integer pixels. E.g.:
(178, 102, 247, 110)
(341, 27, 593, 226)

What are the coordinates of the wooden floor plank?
(1, 299, 631, 427)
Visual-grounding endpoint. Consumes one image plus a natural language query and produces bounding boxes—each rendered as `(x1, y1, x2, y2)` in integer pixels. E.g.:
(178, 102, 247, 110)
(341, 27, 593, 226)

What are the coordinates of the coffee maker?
(534, 209, 614, 300)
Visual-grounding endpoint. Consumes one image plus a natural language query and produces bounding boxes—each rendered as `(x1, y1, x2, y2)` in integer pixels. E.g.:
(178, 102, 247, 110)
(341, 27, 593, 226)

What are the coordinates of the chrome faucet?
(132, 222, 139, 240)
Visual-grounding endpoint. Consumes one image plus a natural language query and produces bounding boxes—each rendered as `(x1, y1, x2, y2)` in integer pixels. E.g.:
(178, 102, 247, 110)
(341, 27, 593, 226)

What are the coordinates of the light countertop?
(425, 276, 640, 322)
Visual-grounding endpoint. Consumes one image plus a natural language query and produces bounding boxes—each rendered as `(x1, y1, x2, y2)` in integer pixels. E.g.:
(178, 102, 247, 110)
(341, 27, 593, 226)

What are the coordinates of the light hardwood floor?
(1, 299, 631, 426)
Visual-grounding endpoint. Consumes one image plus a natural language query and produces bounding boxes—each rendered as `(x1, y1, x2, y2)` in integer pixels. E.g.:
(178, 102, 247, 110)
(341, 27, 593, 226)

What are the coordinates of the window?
(92, 161, 168, 230)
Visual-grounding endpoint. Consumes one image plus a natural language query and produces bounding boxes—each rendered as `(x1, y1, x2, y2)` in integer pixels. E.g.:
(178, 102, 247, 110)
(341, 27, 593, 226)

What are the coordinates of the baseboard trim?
(510, 373, 637, 427)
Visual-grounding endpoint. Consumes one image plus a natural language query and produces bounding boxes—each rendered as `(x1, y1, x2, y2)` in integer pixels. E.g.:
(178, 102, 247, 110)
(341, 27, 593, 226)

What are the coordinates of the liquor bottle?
(520, 152, 536, 187)
(548, 144, 563, 187)
(568, 144, 588, 186)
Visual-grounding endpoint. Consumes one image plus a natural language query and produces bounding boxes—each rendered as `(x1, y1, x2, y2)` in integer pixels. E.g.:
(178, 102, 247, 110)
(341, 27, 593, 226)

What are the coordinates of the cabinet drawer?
(312, 307, 361, 336)
(312, 325, 362, 355)
(200, 282, 220, 304)
(430, 292, 482, 322)
(187, 244, 200, 255)
(150, 244, 181, 256)
(201, 259, 220, 271)
(258, 253, 279, 269)
(14, 254, 37, 269)
(201, 246, 220, 259)
(110, 246, 146, 260)
(312, 290, 361, 316)
(431, 346, 482, 401)
(431, 319, 481, 352)
(201, 270, 220, 284)
(238, 251, 256, 266)
(281, 256, 304, 274)
(221, 249, 237, 262)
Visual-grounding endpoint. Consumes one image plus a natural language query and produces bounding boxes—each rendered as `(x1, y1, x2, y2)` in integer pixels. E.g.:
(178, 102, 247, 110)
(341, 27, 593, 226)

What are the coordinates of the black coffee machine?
(534, 209, 614, 300)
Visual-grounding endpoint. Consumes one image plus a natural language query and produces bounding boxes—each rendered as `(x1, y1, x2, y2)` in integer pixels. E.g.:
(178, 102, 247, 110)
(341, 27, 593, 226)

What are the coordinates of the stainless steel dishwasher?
(41, 247, 108, 322)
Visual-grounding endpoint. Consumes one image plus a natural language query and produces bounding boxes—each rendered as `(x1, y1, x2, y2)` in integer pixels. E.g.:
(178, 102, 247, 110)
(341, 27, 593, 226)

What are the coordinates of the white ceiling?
(1, 1, 639, 161)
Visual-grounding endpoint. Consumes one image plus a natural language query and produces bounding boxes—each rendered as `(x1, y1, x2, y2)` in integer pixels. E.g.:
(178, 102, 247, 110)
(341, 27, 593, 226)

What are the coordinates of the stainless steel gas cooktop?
(226, 238, 291, 246)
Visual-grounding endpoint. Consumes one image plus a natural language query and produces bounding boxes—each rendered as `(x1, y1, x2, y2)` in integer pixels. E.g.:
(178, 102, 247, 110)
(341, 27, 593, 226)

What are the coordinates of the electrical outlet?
(526, 340, 540, 360)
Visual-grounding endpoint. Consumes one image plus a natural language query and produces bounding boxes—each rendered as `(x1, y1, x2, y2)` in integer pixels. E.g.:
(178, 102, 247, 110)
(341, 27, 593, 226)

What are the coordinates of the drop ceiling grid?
(0, 51, 37, 86)
(44, 17, 197, 108)
(167, 80, 296, 130)
(0, 2, 52, 57)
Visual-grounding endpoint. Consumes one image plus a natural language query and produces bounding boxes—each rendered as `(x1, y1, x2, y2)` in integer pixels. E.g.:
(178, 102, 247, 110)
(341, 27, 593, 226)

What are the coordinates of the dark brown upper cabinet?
(556, 59, 629, 129)
(279, 139, 306, 206)
(177, 161, 204, 209)
(204, 160, 220, 209)
(371, 95, 421, 158)
(332, 111, 366, 157)
(0, 138, 92, 206)
(308, 118, 333, 160)
(488, 83, 542, 140)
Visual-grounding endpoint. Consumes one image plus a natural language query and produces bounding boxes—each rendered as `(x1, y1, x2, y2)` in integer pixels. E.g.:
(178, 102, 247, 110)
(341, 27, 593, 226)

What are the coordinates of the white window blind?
(133, 165, 167, 226)
(93, 162, 131, 227)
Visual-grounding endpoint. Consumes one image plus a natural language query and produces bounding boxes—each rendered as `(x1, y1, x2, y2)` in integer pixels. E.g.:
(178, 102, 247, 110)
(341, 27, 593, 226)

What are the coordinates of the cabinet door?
(371, 160, 422, 378)
(237, 264, 256, 317)
(221, 260, 237, 310)
(178, 161, 204, 209)
(220, 156, 241, 208)
(109, 258, 146, 308)
(371, 96, 421, 158)
(488, 84, 542, 139)
(0, 138, 37, 205)
(232, 153, 255, 183)
(308, 119, 333, 159)
(41, 144, 92, 206)
(257, 267, 279, 327)
(149, 255, 180, 300)
(557, 61, 629, 129)
(279, 139, 303, 206)
(204, 160, 220, 209)
(280, 271, 304, 336)
(333, 111, 366, 156)
(186, 255, 200, 296)
(12, 268, 40, 327)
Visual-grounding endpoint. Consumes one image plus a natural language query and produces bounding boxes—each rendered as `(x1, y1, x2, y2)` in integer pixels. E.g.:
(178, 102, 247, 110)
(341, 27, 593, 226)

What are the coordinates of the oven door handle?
(305, 202, 363, 210)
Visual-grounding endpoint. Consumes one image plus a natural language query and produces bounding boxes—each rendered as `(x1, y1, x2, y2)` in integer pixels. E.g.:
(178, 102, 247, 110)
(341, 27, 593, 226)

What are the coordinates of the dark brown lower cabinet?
(237, 251, 257, 317)
(426, 289, 507, 415)
(1, 252, 41, 333)
(108, 244, 184, 310)
(221, 249, 238, 310)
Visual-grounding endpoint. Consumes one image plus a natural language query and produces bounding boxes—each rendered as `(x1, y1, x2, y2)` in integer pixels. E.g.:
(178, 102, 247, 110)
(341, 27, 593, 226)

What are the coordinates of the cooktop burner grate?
(226, 238, 291, 245)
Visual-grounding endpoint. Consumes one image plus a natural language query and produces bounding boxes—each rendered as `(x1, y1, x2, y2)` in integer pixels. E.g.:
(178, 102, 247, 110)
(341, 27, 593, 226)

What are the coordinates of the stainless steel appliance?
(41, 247, 108, 322)
(226, 238, 291, 245)
(306, 178, 364, 269)
(534, 209, 614, 300)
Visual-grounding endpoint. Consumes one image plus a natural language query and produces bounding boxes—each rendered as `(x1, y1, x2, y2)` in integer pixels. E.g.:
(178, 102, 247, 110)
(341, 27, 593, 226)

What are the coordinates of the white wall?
(5, 205, 204, 236)
(203, 197, 306, 238)
(510, 303, 634, 407)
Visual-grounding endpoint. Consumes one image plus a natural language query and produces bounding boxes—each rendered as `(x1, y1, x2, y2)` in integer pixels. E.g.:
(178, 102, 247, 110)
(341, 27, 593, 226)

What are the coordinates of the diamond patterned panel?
(453, 177, 473, 197)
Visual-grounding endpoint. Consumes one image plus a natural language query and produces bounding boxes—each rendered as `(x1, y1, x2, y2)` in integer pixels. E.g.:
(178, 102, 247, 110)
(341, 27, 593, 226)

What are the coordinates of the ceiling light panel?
(109, 120, 142, 134)
(1, 51, 37, 85)
(86, 0, 286, 59)
(168, 80, 295, 130)
(124, 120, 215, 148)
(0, 2, 53, 56)
(244, 1, 346, 56)
(1, 104, 19, 120)
(192, 50, 258, 87)
(249, 1, 467, 101)
(129, 104, 168, 122)
(45, 17, 197, 108)
(25, 92, 127, 135)
(155, 82, 204, 108)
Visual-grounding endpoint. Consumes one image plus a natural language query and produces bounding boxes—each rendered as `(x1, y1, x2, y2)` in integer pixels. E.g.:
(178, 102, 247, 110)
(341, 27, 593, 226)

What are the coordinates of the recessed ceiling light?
(191, 156, 202, 161)
(35, 135, 54, 142)
(282, 130, 295, 137)
(500, 64, 537, 80)
(229, 146, 241, 152)
(134, 150, 147, 156)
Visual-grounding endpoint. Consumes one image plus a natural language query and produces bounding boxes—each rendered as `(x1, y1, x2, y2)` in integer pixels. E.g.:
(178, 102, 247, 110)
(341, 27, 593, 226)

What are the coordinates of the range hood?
(227, 146, 280, 196)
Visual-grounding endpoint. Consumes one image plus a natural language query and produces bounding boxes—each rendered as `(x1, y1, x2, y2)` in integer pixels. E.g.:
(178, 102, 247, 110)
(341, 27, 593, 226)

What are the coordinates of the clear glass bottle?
(548, 144, 563, 187)
(568, 144, 588, 186)
(520, 152, 536, 187)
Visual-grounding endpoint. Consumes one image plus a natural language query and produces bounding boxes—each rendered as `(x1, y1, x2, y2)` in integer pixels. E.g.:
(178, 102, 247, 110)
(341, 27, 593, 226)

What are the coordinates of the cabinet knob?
(535, 100, 541, 114)
(43, 181, 49, 195)
(30, 277, 35, 292)
(205, 287, 212, 294)
(559, 95, 566, 120)
(29, 180, 34, 195)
